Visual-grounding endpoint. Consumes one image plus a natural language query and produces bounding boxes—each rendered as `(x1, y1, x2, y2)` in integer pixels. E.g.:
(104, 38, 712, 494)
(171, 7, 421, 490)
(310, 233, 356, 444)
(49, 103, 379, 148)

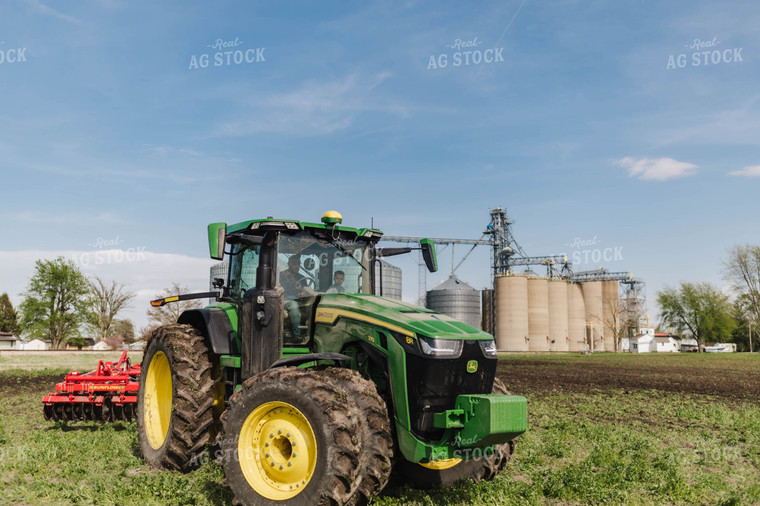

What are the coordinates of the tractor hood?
(316, 293, 491, 341)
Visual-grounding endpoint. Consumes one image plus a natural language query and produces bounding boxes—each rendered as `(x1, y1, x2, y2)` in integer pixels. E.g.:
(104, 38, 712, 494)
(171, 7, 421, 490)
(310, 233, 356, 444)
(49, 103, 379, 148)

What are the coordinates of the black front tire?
(219, 367, 362, 506)
(137, 324, 223, 471)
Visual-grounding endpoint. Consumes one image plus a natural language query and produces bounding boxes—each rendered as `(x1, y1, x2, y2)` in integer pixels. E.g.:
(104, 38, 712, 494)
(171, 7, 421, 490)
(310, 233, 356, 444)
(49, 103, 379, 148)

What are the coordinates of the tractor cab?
(221, 213, 378, 344)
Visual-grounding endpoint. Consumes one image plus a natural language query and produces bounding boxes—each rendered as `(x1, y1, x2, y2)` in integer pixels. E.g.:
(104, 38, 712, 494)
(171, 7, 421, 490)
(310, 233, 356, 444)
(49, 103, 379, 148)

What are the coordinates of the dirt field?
(496, 353, 760, 400)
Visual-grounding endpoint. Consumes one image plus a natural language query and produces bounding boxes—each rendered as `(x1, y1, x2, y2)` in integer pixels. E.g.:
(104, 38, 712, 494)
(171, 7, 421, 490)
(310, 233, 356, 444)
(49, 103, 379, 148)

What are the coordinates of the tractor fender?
(177, 308, 238, 355)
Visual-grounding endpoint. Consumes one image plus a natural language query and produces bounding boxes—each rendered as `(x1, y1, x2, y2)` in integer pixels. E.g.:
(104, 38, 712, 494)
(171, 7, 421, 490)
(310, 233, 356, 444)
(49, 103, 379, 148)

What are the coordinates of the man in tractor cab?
(279, 254, 305, 337)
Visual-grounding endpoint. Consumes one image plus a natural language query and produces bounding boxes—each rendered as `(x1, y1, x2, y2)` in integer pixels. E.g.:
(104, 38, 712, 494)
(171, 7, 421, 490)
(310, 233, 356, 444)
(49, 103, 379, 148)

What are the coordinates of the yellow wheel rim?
(144, 351, 172, 450)
(419, 457, 462, 470)
(238, 401, 317, 500)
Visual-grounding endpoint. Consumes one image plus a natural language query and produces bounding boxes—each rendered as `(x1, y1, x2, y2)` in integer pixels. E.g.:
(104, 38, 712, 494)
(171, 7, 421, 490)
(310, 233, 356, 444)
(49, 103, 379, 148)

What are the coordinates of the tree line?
(657, 244, 760, 351)
(0, 257, 201, 349)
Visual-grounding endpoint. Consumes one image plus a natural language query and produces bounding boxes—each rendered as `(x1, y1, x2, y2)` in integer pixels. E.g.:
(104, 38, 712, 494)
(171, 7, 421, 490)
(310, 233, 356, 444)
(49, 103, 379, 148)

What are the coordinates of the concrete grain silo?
(494, 275, 529, 351)
(567, 282, 587, 352)
(582, 281, 604, 351)
(602, 280, 619, 351)
(426, 276, 481, 329)
(527, 278, 550, 352)
(548, 280, 569, 352)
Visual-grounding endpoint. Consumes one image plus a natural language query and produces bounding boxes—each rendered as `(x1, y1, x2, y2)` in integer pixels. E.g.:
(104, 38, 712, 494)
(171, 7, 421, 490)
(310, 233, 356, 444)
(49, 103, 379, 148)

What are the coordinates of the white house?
(654, 335, 679, 352)
(0, 332, 19, 350)
(22, 339, 50, 350)
(630, 328, 655, 353)
(630, 334, 654, 353)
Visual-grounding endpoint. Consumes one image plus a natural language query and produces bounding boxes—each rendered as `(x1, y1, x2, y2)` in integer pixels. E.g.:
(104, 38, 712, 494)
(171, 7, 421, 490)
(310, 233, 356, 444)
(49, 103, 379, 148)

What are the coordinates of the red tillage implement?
(42, 350, 141, 422)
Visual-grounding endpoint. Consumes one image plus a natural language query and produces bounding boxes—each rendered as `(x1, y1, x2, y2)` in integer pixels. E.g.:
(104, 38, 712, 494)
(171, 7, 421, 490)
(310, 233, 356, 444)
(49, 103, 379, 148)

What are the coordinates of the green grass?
(0, 351, 142, 372)
(1, 353, 758, 505)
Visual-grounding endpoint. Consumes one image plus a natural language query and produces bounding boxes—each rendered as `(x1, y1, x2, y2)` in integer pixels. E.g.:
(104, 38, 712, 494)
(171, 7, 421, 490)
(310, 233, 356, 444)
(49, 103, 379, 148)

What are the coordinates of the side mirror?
(208, 222, 227, 260)
(420, 238, 438, 273)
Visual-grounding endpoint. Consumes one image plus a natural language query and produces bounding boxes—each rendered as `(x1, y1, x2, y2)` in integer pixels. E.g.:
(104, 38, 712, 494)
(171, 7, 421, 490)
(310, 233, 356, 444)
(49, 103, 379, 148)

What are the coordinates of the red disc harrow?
(42, 350, 141, 423)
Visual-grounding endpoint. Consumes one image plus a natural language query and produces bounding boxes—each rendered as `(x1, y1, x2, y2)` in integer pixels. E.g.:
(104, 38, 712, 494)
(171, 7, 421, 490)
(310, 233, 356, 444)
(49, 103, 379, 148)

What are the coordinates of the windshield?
(276, 233, 373, 295)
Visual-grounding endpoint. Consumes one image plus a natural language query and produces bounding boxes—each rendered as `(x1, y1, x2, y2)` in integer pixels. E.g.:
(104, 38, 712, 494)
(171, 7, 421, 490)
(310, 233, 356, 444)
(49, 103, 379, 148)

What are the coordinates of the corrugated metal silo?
(426, 276, 481, 329)
(548, 280, 569, 352)
(481, 289, 493, 335)
(567, 282, 586, 351)
(582, 281, 604, 351)
(527, 278, 550, 352)
(494, 275, 529, 351)
(602, 280, 619, 351)
(375, 261, 403, 300)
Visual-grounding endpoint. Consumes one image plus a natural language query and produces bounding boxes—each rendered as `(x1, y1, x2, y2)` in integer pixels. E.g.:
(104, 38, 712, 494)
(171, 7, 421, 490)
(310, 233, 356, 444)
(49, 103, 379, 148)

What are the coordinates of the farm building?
(22, 339, 51, 350)
(654, 334, 679, 352)
(630, 334, 653, 353)
(0, 332, 19, 350)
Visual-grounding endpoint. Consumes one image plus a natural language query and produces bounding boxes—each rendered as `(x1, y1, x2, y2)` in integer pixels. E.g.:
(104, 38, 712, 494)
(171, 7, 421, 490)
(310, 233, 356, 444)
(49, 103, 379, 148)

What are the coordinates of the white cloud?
(617, 157, 699, 181)
(728, 165, 760, 178)
(0, 250, 216, 335)
(214, 72, 409, 137)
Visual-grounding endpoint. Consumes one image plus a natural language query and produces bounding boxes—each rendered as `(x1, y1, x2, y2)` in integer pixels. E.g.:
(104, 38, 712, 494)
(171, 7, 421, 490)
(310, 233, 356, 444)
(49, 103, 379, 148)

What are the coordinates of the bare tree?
(604, 297, 632, 352)
(146, 282, 203, 327)
(87, 277, 135, 341)
(724, 244, 760, 324)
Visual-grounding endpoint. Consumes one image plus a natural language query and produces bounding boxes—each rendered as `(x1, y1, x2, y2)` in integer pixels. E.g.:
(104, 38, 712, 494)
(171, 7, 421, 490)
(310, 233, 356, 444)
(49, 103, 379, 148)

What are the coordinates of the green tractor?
(137, 211, 527, 505)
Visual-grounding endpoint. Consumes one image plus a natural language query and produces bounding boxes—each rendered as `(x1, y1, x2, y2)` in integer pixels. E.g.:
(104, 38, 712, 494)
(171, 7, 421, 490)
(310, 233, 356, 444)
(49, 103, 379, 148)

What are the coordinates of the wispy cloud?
(214, 72, 409, 137)
(24, 0, 82, 24)
(728, 164, 760, 178)
(617, 157, 699, 181)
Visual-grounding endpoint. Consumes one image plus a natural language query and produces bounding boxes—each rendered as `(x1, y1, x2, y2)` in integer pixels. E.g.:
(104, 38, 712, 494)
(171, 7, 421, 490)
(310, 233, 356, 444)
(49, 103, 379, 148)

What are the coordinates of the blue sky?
(1, 0, 758, 331)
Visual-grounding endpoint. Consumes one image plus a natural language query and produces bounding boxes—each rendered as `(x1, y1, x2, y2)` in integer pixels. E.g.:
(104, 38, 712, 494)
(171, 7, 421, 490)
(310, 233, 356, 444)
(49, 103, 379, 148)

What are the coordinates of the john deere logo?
(466, 360, 478, 373)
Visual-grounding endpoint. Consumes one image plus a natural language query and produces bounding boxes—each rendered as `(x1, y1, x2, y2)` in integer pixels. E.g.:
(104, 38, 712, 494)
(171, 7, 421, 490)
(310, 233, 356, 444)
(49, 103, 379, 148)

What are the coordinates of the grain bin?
(527, 278, 550, 352)
(426, 275, 481, 329)
(567, 282, 586, 352)
(602, 280, 619, 351)
(582, 281, 604, 351)
(374, 261, 403, 301)
(548, 279, 569, 352)
(494, 275, 529, 351)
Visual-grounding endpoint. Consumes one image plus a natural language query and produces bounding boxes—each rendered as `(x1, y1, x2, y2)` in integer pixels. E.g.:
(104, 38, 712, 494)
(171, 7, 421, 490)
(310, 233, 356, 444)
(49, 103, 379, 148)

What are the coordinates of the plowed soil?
(496, 354, 760, 401)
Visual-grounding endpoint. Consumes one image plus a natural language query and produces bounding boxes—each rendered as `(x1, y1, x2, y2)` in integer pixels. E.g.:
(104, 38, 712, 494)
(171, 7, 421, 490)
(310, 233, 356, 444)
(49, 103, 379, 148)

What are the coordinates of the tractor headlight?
(418, 336, 463, 358)
(479, 339, 498, 358)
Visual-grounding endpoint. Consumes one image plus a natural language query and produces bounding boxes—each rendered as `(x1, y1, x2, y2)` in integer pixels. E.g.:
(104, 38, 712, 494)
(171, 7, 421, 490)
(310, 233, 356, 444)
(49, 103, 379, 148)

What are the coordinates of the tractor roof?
(226, 214, 383, 241)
